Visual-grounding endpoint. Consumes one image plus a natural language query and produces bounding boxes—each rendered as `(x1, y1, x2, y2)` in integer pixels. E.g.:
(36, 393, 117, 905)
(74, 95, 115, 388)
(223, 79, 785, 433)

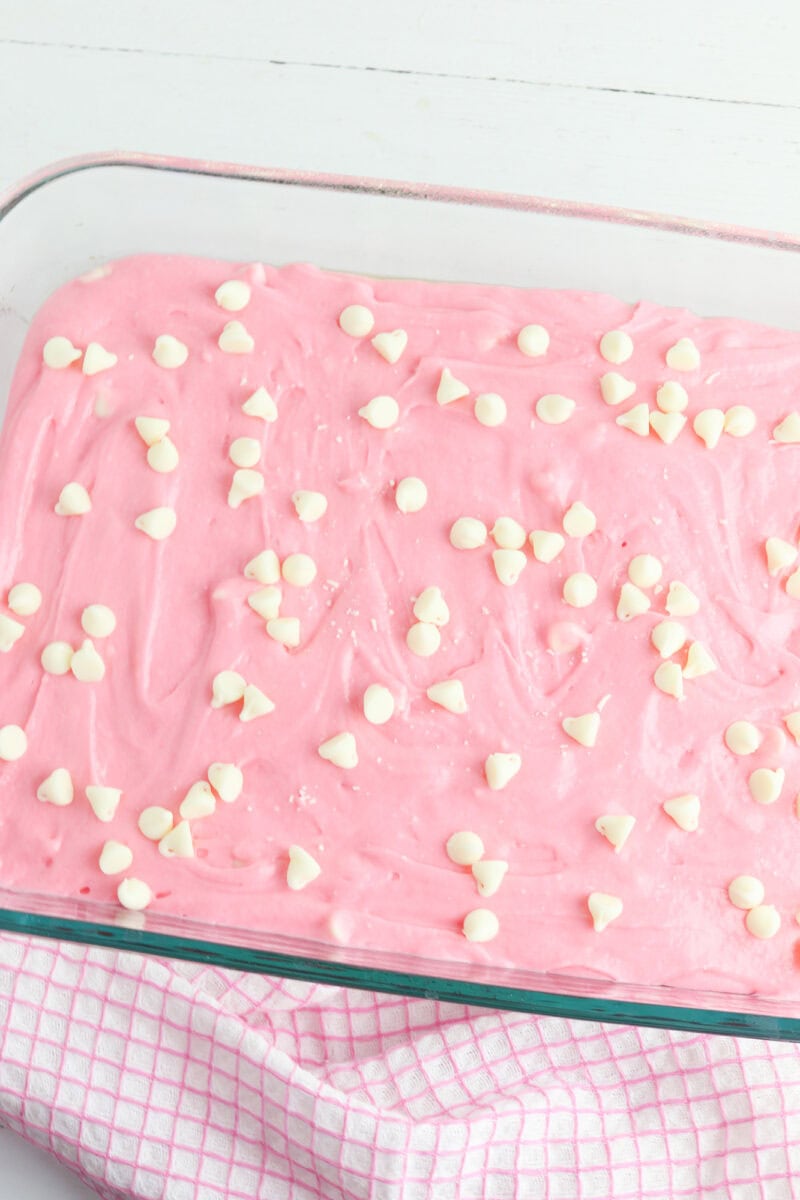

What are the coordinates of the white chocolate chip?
(99, 841, 133, 876)
(240, 683, 275, 722)
(728, 875, 765, 910)
(218, 320, 254, 354)
(43, 336, 81, 369)
(318, 732, 358, 770)
(663, 793, 700, 831)
(208, 762, 243, 804)
(179, 780, 216, 820)
(618, 578, 652, 619)
(615, 402, 650, 437)
(281, 553, 317, 588)
(363, 684, 395, 725)
(517, 324, 549, 357)
(55, 482, 91, 516)
(563, 502, 596, 539)
(215, 280, 251, 311)
(371, 329, 408, 363)
(242, 387, 278, 422)
(0, 614, 24, 653)
(426, 679, 468, 714)
(463, 908, 499, 943)
(359, 395, 399, 429)
(0, 725, 27, 761)
(41, 641, 73, 675)
(81, 604, 116, 639)
(339, 304, 374, 337)
(693, 408, 726, 449)
(86, 785, 121, 823)
(599, 372, 636, 406)
(484, 752, 521, 791)
(563, 572, 597, 608)
(413, 586, 450, 626)
(158, 820, 195, 859)
(725, 721, 762, 756)
(450, 517, 487, 550)
(82, 342, 117, 376)
(773, 412, 800, 444)
(406, 621, 441, 657)
(446, 830, 484, 867)
(247, 586, 282, 621)
(471, 860, 508, 898)
(152, 334, 188, 369)
(134, 416, 170, 446)
(292, 490, 328, 522)
(650, 410, 687, 444)
(229, 437, 261, 468)
(765, 537, 797, 576)
(628, 554, 662, 589)
(211, 669, 247, 708)
(491, 517, 527, 550)
(746, 904, 781, 939)
(493, 549, 527, 587)
(665, 581, 699, 617)
(654, 661, 684, 700)
(287, 845, 322, 890)
(529, 530, 565, 564)
(665, 337, 700, 372)
(595, 814, 635, 853)
(228, 468, 264, 508)
(656, 382, 689, 413)
(588, 892, 623, 933)
(474, 393, 507, 427)
(138, 806, 173, 840)
(267, 617, 301, 648)
(395, 477, 427, 514)
(135, 506, 177, 540)
(7, 582, 42, 617)
(786, 568, 800, 599)
(71, 639, 105, 683)
(37, 767, 74, 807)
(244, 549, 280, 585)
(562, 712, 600, 748)
(748, 767, 785, 806)
(724, 406, 756, 438)
(683, 641, 717, 679)
(651, 620, 687, 659)
(783, 711, 800, 745)
(599, 330, 633, 365)
(117, 878, 153, 912)
(437, 368, 469, 406)
(536, 393, 575, 425)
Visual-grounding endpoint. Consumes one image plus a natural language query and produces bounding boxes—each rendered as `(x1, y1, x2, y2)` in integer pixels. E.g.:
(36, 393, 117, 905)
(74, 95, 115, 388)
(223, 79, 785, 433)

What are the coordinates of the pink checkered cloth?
(0, 934, 796, 1199)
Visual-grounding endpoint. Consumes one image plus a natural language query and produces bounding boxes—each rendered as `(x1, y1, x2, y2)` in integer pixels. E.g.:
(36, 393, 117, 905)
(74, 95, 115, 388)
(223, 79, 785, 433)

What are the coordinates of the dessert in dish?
(2, 253, 800, 995)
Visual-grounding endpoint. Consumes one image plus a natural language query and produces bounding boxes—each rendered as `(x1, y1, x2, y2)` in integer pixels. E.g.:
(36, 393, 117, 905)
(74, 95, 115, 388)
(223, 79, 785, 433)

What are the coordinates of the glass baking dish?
(2, 152, 800, 1040)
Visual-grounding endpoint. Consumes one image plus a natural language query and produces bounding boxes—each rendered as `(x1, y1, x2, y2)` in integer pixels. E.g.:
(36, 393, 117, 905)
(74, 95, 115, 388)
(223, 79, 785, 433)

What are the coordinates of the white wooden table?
(0, 2, 798, 1195)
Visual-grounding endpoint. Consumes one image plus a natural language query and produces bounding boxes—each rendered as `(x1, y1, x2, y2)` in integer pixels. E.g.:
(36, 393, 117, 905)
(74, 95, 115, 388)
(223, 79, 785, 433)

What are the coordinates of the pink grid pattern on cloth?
(0, 934, 798, 1199)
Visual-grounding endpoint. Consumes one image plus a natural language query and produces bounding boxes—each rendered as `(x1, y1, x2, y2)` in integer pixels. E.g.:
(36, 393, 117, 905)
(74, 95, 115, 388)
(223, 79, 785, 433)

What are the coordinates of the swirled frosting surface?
(2, 255, 800, 997)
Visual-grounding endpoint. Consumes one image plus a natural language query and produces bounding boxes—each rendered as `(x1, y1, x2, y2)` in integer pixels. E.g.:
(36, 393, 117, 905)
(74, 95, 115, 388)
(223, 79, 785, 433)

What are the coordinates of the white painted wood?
(0, 1128, 96, 1198)
(3, 0, 800, 107)
(0, 41, 799, 231)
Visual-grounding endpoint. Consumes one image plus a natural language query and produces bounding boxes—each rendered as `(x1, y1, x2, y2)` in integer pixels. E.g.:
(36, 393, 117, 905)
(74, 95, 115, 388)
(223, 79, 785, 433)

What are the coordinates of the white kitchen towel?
(0, 933, 797, 1198)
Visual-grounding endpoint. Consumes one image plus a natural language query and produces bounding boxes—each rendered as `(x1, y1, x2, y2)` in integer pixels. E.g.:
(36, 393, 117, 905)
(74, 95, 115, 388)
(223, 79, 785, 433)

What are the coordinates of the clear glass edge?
(2, 150, 799, 1038)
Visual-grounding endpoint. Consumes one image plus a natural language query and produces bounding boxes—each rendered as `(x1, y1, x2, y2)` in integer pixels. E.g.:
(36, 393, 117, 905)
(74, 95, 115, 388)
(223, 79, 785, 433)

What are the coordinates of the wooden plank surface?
(0, 35, 798, 229)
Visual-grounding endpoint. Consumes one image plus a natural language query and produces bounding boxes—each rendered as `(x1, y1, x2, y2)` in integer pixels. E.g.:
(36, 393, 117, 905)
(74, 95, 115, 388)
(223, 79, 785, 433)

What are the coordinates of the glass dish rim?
(2, 150, 800, 1041)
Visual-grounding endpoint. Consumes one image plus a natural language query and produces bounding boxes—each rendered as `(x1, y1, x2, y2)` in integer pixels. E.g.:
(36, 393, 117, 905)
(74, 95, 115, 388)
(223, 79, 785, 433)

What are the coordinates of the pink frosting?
(2, 255, 800, 997)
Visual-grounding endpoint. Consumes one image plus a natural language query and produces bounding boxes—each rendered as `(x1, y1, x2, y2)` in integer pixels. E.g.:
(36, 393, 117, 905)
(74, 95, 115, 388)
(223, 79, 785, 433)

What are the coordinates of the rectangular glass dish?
(2, 152, 800, 1039)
